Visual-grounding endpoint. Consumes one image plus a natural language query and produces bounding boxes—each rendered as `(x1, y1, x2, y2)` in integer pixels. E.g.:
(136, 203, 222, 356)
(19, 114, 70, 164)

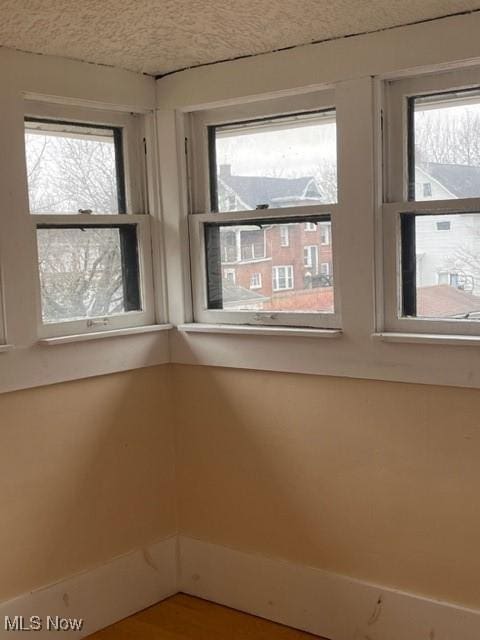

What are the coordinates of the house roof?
(219, 173, 321, 209)
(422, 162, 480, 199)
(222, 282, 268, 306)
(417, 284, 480, 318)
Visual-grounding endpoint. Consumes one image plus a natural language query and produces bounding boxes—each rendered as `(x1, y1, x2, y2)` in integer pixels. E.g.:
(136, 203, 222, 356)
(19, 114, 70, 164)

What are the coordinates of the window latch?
(86, 318, 109, 328)
(254, 313, 278, 321)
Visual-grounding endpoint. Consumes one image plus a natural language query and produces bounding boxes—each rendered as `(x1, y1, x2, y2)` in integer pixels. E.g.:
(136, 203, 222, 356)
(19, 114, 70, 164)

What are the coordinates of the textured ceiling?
(1, 0, 480, 76)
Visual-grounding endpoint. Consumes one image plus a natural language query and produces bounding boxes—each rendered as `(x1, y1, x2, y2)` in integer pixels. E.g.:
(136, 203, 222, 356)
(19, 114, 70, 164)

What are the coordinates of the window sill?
(0, 344, 15, 353)
(39, 324, 173, 346)
(177, 323, 342, 338)
(372, 332, 480, 346)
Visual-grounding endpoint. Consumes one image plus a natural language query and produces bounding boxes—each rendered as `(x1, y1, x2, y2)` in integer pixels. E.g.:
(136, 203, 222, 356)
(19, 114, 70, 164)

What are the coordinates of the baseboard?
(0, 535, 177, 638)
(178, 536, 480, 640)
(4, 535, 480, 639)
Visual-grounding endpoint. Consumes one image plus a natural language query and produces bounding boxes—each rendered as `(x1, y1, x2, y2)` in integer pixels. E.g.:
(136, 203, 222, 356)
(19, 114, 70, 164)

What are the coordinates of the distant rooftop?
(222, 282, 268, 307)
(218, 164, 322, 210)
(417, 284, 480, 318)
(421, 162, 480, 199)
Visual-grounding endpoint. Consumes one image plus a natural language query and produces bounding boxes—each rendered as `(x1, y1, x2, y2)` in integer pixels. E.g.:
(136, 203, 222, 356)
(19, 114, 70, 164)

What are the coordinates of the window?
(423, 183, 432, 198)
(200, 217, 334, 316)
(409, 89, 480, 201)
(436, 220, 451, 231)
(320, 223, 330, 245)
(23, 106, 154, 337)
(401, 212, 480, 320)
(280, 225, 290, 247)
(250, 273, 262, 289)
(188, 91, 339, 328)
(320, 263, 330, 275)
(25, 119, 125, 214)
(209, 110, 336, 213)
(224, 268, 236, 284)
(304, 245, 319, 271)
(385, 69, 480, 336)
(37, 225, 140, 324)
(273, 266, 294, 291)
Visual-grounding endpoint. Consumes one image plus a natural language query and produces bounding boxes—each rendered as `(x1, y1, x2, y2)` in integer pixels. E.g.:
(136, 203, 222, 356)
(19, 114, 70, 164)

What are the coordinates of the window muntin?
(25, 119, 125, 215)
(409, 89, 480, 201)
(37, 224, 140, 324)
(401, 212, 480, 320)
(209, 110, 337, 213)
(203, 217, 334, 314)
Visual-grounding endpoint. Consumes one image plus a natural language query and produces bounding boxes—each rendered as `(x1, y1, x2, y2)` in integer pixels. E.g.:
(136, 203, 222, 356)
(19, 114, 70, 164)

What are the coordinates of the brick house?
(218, 167, 333, 311)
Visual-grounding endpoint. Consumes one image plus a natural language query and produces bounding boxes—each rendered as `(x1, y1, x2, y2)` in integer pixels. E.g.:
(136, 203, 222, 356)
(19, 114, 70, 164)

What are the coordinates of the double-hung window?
(384, 67, 480, 334)
(187, 90, 340, 328)
(24, 102, 155, 338)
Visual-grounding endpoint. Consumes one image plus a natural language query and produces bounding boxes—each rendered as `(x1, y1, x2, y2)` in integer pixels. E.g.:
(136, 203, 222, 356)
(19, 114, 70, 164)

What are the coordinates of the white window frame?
(280, 225, 290, 247)
(224, 268, 236, 284)
(23, 100, 156, 339)
(320, 262, 330, 275)
(304, 245, 319, 271)
(383, 65, 480, 336)
(250, 272, 262, 289)
(272, 265, 294, 291)
(187, 90, 341, 329)
(304, 222, 317, 231)
(320, 223, 331, 245)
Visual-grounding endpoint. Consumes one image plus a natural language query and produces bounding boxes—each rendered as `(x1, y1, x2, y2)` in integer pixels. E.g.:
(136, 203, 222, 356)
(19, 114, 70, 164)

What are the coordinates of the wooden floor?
(88, 593, 326, 639)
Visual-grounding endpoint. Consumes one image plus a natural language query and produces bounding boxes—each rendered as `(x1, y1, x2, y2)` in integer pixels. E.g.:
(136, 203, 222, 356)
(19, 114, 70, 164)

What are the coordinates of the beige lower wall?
(0, 364, 176, 603)
(5, 361, 480, 611)
(173, 364, 480, 610)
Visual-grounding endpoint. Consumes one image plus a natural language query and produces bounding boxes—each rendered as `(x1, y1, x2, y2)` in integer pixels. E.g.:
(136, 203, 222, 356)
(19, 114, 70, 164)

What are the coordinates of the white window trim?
(23, 100, 157, 339)
(272, 265, 294, 292)
(189, 90, 335, 214)
(383, 65, 480, 336)
(250, 272, 262, 289)
(280, 225, 290, 247)
(224, 268, 236, 284)
(189, 207, 341, 328)
(320, 223, 331, 245)
(154, 16, 480, 391)
(186, 89, 341, 330)
(320, 262, 330, 275)
(304, 245, 319, 271)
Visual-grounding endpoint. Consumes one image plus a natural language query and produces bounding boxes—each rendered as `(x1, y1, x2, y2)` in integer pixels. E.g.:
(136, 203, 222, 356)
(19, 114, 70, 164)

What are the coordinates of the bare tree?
(25, 132, 126, 323)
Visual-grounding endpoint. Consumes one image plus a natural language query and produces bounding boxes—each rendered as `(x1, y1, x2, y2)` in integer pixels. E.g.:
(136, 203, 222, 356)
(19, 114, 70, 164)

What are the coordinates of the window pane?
(211, 111, 337, 212)
(412, 90, 480, 200)
(25, 120, 124, 214)
(205, 218, 334, 313)
(403, 213, 480, 319)
(37, 225, 140, 323)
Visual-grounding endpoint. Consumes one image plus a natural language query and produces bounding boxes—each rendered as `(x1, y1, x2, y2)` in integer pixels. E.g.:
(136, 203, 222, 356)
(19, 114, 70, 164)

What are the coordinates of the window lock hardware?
(254, 313, 278, 321)
(86, 318, 109, 328)
(78, 209, 93, 214)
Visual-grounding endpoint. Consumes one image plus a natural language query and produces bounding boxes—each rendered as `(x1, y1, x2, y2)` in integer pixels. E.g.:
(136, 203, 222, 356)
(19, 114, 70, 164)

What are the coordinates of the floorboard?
(88, 593, 327, 639)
